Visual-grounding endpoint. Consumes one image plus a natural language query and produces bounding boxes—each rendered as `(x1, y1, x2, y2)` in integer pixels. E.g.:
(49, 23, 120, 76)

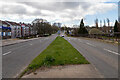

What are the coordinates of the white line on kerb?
(3, 51, 12, 56)
(104, 48, 119, 55)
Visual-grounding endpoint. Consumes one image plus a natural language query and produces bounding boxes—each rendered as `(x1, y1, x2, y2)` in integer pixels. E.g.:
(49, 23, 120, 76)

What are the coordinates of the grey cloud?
(79, 2, 92, 10)
(19, 2, 92, 14)
(1, 1, 116, 23)
(1, 4, 44, 16)
(20, 2, 81, 11)
(1, 2, 92, 17)
(2, 5, 27, 14)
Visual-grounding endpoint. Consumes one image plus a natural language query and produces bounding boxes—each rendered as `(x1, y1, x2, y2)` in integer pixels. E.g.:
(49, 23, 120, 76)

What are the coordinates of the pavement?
(64, 36, 118, 78)
(2, 38, 40, 47)
(22, 64, 103, 78)
(2, 34, 57, 78)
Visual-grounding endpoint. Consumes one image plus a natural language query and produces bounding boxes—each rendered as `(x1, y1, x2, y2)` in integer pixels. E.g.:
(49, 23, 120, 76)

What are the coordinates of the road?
(2, 33, 119, 78)
(64, 36, 118, 78)
(2, 34, 57, 78)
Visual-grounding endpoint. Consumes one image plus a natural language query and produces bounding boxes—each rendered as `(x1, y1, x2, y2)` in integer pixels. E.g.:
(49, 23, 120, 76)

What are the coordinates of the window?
(3, 32, 5, 36)
(8, 32, 11, 36)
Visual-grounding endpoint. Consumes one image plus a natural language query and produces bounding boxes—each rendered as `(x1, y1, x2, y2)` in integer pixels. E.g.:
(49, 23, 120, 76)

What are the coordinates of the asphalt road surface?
(2, 34, 57, 78)
(2, 33, 119, 78)
(64, 36, 118, 78)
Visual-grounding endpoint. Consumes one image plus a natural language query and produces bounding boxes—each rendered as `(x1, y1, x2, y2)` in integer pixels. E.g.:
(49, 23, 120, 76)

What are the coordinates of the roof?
(6, 21, 21, 26)
(0, 20, 10, 26)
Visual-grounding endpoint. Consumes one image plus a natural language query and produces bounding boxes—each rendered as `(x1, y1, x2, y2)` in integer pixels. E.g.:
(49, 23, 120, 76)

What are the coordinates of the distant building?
(85, 26, 114, 34)
(99, 26, 114, 34)
(73, 25, 79, 28)
(53, 23, 61, 28)
(32, 18, 48, 24)
(118, 1, 120, 22)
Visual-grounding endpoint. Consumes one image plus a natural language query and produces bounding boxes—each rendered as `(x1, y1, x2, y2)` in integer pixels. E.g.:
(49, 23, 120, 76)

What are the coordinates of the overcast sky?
(0, 0, 119, 27)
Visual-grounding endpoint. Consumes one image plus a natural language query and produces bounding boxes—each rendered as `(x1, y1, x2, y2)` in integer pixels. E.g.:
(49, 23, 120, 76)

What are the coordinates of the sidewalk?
(2, 38, 40, 47)
(22, 64, 103, 78)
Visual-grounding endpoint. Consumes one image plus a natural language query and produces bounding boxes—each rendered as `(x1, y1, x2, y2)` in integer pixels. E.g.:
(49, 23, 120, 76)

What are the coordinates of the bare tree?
(33, 22, 59, 36)
(103, 19, 106, 33)
(100, 20, 102, 27)
(107, 18, 110, 33)
(95, 18, 98, 29)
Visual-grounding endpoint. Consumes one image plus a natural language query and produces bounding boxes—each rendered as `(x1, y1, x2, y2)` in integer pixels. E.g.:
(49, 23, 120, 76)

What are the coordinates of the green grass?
(26, 36, 89, 72)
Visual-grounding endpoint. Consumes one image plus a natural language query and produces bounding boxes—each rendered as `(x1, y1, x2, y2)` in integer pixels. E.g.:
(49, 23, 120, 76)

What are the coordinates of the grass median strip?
(20, 36, 89, 77)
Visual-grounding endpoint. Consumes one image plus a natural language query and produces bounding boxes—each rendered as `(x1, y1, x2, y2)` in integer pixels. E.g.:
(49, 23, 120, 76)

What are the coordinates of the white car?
(61, 35, 64, 37)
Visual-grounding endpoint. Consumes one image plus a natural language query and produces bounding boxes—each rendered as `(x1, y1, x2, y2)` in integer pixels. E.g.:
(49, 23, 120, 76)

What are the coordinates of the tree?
(114, 20, 118, 32)
(78, 19, 88, 35)
(33, 21, 59, 36)
(114, 20, 120, 38)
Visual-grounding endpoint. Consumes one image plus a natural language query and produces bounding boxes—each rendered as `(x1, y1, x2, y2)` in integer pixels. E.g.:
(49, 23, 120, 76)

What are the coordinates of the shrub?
(42, 55, 55, 67)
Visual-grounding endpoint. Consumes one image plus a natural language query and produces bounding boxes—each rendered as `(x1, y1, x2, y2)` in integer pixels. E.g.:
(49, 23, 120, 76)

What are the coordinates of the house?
(20, 23, 33, 37)
(0, 19, 40, 39)
(28, 24, 35, 36)
(14, 22, 21, 38)
(24, 24, 30, 37)
(0, 20, 11, 39)
(20, 23, 26, 37)
(99, 26, 114, 34)
(5, 21, 21, 38)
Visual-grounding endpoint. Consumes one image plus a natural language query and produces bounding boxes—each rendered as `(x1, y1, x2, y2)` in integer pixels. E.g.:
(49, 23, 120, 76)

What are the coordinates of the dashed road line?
(104, 48, 119, 55)
(3, 51, 12, 56)
(30, 44, 33, 45)
(86, 42, 96, 47)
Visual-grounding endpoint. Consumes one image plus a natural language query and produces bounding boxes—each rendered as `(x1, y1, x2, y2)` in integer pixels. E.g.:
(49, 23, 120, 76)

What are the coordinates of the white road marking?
(30, 44, 33, 45)
(86, 42, 96, 47)
(3, 51, 12, 56)
(104, 48, 119, 55)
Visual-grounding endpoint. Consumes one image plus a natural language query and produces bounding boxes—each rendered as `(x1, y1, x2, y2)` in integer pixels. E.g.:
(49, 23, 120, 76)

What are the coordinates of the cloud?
(0, 0, 117, 27)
